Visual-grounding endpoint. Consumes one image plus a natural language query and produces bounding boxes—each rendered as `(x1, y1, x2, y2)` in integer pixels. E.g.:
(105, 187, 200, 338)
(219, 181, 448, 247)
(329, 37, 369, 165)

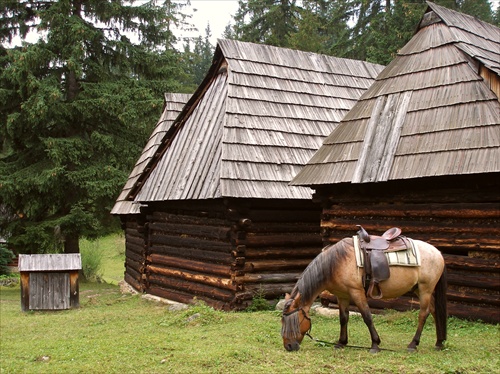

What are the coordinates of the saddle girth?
(356, 225, 411, 299)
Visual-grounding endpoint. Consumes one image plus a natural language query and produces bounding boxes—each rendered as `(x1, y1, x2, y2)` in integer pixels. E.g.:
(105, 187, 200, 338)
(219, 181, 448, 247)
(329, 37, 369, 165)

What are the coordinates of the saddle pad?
(353, 236, 420, 268)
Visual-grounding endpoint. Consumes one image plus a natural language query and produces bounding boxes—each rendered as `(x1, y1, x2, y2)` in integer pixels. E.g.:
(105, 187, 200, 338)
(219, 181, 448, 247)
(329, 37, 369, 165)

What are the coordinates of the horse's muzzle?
(284, 341, 300, 351)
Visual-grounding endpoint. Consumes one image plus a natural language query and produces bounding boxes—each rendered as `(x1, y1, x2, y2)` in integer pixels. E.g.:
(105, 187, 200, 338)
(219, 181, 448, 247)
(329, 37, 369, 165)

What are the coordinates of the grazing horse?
(281, 237, 447, 353)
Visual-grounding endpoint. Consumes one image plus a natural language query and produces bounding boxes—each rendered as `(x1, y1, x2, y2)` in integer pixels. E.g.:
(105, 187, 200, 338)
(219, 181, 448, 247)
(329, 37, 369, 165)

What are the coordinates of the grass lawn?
(1, 234, 499, 373)
(80, 234, 126, 284)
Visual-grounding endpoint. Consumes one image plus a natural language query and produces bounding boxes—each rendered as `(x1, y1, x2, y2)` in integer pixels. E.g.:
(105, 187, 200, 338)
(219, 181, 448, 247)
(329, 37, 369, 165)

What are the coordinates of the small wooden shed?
(112, 39, 383, 310)
(291, 2, 500, 322)
(19, 254, 81, 311)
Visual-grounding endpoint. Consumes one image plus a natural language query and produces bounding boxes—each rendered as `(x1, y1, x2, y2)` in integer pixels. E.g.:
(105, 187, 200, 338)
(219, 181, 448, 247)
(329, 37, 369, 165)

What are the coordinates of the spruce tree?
(457, 0, 494, 24)
(183, 24, 215, 87)
(232, 0, 301, 47)
(193, 25, 215, 85)
(0, 0, 189, 253)
(362, 0, 426, 65)
(289, 0, 354, 56)
(230, 0, 496, 63)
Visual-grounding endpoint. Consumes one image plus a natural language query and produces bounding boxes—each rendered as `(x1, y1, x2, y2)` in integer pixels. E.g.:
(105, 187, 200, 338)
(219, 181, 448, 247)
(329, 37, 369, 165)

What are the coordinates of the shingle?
(111, 93, 191, 214)
(292, 3, 500, 186)
(116, 40, 383, 204)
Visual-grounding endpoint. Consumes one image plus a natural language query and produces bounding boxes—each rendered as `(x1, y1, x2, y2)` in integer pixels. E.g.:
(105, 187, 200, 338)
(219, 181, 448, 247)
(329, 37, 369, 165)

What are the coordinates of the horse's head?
(281, 293, 311, 351)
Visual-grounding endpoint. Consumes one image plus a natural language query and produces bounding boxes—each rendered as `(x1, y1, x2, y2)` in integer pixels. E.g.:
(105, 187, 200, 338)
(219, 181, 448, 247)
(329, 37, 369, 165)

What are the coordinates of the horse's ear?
(285, 293, 291, 300)
(295, 293, 302, 304)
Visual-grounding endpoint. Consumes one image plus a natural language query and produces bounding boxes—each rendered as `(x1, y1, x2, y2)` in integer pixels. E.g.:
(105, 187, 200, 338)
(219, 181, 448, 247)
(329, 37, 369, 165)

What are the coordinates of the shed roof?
(291, 2, 500, 186)
(116, 39, 383, 206)
(18, 254, 82, 271)
(111, 93, 191, 214)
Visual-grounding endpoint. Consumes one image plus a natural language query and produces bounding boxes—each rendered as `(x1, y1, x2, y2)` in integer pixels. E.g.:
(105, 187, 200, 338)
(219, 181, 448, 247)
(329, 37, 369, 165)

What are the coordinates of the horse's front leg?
(351, 291, 381, 353)
(335, 297, 350, 349)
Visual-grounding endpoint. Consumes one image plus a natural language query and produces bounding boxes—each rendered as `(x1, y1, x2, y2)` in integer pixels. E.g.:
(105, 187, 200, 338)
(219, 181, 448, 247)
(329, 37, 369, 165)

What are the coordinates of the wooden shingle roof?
(19, 254, 81, 271)
(111, 93, 190, 214)
(124, 39, 383, 203)
(291, 2, 500, 186)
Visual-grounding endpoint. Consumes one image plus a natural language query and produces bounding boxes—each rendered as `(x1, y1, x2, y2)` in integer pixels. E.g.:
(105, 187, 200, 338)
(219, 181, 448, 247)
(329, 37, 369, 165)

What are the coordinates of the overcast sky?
(6, 0, 240, 48)
(8, 0, 499, 48)
(182, 0, 500, 46)
(181, 0, 240, 45)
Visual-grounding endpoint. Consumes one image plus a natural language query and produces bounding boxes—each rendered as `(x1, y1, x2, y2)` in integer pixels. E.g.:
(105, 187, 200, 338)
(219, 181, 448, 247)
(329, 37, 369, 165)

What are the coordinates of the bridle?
(282, 306, 312, 335)
(283, 306, 309, 319)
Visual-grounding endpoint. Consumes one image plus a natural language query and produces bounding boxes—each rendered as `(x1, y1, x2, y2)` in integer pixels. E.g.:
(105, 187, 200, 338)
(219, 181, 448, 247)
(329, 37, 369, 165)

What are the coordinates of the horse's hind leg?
(408, 292, 432, 352)
(335, 297, 350, 349)
(432, 267, 448, 350)
(429, 297, 444, 350)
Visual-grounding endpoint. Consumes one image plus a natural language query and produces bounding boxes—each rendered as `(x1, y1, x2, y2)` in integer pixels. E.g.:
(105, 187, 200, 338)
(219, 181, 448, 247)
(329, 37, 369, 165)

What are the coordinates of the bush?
(246, 288, 274, 312)
(0, 273, 19, 287)
(0, 243, 14, 276)
(80, 240, 103, 282)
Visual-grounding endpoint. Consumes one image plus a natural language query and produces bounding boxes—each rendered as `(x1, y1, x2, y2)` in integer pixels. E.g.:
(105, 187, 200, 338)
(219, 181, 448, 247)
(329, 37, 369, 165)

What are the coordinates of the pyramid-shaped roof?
(291, 2, 500, 186)
(116, 39, 382, 206)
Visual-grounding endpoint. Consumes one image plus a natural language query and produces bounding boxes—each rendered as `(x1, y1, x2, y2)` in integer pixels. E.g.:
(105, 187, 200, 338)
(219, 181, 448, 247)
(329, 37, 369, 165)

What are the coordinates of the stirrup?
(367, 282, 383, 299)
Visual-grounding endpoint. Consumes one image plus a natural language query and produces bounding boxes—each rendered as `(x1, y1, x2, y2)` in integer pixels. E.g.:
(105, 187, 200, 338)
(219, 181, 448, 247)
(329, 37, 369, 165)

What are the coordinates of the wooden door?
(29, 272, 70, 310)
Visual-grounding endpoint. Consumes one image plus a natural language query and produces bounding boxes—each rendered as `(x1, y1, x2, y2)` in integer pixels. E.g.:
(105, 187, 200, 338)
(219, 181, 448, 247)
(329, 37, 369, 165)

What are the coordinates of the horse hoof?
(334, 344, 345, 350)
(434, 345, 444, 351)
(407, 347, 417, 353)
(369, 348, 381, 354)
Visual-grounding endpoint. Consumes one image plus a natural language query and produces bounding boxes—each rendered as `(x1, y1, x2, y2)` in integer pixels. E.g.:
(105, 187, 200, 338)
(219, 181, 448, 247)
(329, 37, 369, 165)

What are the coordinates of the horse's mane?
(291, 238, 352, 304)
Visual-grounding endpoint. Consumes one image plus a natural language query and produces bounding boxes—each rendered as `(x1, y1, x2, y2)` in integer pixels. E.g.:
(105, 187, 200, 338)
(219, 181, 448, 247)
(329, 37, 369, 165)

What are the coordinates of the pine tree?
(232, 0, 301, 47)
(431, 0, 495, 24)
(183, 24, 215, 87)
(230, 0, 496, 62)
(0, 0, 190, 253)
(363, 0, 426, 65)
(354, 0, 495, 64)
(457, 0, 494, 23)
(289, 0, 354, 56)
(347, 0, 386, 62)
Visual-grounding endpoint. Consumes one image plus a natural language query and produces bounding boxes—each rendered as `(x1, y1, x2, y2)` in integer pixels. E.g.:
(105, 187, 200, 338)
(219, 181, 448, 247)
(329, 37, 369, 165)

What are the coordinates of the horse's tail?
(434, 265, 448, 342)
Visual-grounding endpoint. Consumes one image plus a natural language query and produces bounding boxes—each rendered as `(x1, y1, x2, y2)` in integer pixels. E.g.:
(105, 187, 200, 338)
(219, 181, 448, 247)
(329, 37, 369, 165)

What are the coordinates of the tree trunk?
(64, 234, 80, 253)
(66, 70, 79, 101)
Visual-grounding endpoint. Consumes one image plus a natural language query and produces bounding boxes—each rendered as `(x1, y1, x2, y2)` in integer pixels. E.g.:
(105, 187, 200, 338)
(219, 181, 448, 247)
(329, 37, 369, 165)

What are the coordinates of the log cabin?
(291, 2, 500, 323)
(112, 39, 383, 310)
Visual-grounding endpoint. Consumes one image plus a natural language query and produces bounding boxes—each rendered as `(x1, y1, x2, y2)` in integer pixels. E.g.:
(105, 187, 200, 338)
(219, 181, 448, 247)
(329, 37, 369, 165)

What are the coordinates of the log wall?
(143, 201, 237, 310)
(123, 218, 147, 292)
(315, 175, 500, 323)
(230, 200, 323, 308)
(121, 199, 323, 310)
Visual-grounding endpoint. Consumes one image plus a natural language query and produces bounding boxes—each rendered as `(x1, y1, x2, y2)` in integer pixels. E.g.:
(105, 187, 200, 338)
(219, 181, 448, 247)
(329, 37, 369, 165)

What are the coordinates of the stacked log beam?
(144, 207, 237, 310)
(123, 219, 146, 292)
(316, 178, 500, 323)
(230, 200, 323, 308)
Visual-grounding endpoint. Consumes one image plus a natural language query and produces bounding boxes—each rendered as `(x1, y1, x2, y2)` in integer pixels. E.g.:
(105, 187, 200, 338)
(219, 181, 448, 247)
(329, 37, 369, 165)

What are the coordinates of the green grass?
(80, 234, 125, 284)
(0, 234, 499, 373)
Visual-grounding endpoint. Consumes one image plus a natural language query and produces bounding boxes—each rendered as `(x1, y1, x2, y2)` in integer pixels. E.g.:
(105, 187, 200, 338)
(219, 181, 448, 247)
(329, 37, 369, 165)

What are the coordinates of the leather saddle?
(356, 225, 410, 299)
